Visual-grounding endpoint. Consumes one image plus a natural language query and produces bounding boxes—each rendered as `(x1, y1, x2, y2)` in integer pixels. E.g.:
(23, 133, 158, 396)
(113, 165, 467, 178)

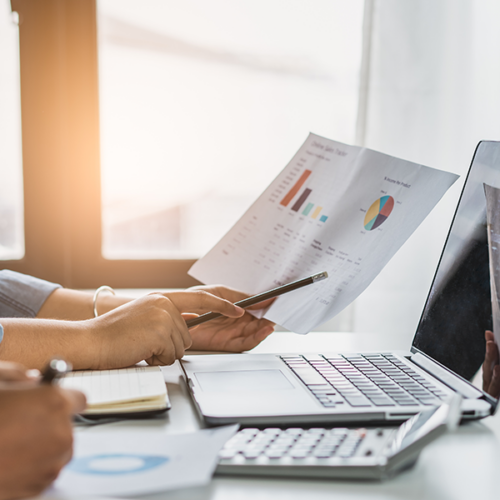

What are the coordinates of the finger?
(61, 388, 87, 414)
(149, 294, 192, 350)
(488, 365, 500, 399)
(0, 361, 31, 382)
(27, 368, 41, 380)
(166, 291, 245, 318)
(223, 319, 275, 352)
(483, 341, 496, 389)
(491, 340, 499, 364)
(195, 285, 275, 311)
(169, 319, 186, 360)
(245, 297, 275, 311)
(190, 285, 246, 302)
(239, 324, 275, 351)
(163, 301, 193, 350)
(196, 285, 285, 312)
(486, 330, 495, 342)
(181, 313, 201, 331)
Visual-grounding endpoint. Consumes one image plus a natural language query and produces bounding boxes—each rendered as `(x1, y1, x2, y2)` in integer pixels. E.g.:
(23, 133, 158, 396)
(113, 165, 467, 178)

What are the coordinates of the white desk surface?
(73, 331, 500, 500)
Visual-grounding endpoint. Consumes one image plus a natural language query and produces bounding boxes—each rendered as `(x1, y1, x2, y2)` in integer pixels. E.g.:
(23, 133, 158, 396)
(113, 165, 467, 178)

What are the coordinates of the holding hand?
(186, 285, 275, 352)
(88, 291, 246, 369)
(0, 361, 86, 500)
(482, 330, 500, 398)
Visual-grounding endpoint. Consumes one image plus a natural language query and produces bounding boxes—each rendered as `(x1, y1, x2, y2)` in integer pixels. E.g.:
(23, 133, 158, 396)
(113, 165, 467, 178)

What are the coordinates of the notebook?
(60, 365, 170, 416)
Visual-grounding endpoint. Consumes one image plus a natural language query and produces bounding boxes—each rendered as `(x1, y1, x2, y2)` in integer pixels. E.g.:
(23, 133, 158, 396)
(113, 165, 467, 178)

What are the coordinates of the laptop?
(181, 141, 500, 426)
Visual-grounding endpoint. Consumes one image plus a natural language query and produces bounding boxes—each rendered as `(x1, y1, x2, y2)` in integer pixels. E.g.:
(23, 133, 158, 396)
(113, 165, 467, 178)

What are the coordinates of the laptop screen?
(412, 141, 500, 382)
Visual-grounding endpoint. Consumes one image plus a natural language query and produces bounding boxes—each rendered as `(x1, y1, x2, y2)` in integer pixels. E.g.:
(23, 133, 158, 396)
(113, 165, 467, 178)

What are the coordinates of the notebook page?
(60, 366, 167, 406)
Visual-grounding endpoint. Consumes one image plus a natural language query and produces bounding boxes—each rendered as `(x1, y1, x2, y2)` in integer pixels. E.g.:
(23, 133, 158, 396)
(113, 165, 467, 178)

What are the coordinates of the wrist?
(65, 319, 103, 370)
(94, 295, 132, 316)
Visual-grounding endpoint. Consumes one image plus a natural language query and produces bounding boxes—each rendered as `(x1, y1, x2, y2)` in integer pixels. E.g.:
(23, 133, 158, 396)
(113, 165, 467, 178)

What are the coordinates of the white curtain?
(347, 0, 500, 341)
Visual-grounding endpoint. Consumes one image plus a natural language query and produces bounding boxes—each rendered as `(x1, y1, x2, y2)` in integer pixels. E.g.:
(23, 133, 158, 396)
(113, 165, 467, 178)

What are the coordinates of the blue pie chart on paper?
(68, 454, 169, 475)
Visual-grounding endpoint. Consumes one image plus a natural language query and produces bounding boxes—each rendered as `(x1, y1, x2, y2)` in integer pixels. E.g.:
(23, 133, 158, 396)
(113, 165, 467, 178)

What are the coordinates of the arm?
(4, 269, 273, 355)
(37, 286, 275, 352)
(37, 287, 131, 320)
(0, 292, 245, 370)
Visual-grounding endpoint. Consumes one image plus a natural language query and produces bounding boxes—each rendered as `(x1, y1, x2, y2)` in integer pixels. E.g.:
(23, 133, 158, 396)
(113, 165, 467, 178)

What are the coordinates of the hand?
(89, 291, 245, 369)
(0, 384, 86, 500)
(483, 330, 500, 398)
(186, 285, 275, 352)
(0, 360, 38, 383)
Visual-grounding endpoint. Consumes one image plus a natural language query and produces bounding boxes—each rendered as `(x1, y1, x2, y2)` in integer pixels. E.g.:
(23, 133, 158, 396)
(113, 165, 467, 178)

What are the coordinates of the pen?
(186, 271, 328, 328)
(40, 358, 72, 385)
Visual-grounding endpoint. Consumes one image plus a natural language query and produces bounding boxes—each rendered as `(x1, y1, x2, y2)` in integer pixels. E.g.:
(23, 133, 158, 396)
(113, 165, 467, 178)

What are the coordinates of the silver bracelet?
(93, 286, 116, 318)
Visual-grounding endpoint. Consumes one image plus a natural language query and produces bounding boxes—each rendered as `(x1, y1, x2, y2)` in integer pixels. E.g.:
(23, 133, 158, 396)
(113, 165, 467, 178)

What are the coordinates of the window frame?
(6, 0, 198, 289)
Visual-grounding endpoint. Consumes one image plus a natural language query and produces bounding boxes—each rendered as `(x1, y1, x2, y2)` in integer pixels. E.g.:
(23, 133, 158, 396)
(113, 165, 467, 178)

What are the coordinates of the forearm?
(36, 288, 132, 320)
(0, 318, 98, 370)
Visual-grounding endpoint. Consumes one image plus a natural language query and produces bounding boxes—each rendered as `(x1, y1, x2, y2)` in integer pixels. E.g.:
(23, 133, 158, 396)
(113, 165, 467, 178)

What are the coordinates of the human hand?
(185, 285, 275, 352)
(0, 360, 38, 383)
(0, 384, 86, 500)
(89, 291, 245, 369)
(482, 330, 500, 398)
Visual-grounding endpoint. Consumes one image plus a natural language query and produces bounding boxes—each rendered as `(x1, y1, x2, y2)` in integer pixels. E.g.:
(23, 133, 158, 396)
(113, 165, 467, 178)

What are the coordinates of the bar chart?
(280, 170, 329, 222)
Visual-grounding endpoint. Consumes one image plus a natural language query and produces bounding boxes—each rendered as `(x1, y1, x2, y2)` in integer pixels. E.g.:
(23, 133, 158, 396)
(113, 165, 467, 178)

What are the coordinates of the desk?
(74, 332, 500, 500)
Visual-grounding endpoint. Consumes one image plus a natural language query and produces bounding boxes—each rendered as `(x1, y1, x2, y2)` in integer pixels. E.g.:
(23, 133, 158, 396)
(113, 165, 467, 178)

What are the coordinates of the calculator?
(216, 397, 460, 480)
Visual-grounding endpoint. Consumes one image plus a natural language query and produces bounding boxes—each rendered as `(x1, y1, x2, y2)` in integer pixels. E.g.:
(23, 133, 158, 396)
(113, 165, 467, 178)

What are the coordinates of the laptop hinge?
(410, 352, 483, 399)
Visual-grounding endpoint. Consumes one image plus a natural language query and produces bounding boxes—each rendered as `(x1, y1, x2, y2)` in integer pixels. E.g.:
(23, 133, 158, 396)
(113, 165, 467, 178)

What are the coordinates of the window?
(0, 0, 23, 260)
(98, 0, 365, 259)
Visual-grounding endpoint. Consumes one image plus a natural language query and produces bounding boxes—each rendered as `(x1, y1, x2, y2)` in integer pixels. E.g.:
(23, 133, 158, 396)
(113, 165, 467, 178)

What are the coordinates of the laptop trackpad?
(195, 370, 294, 393)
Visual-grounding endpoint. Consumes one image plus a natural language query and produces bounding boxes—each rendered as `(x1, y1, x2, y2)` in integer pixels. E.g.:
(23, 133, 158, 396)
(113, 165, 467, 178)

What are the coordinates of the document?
(59, 366, 169, 415)
(484, 184, 500, 348)
(190, 133, 458, 333)
(49, 426, 238, 497)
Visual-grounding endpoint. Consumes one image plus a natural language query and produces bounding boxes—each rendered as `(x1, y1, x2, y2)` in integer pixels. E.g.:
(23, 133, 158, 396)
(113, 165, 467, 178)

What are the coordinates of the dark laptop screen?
(412, 142, 500, 381)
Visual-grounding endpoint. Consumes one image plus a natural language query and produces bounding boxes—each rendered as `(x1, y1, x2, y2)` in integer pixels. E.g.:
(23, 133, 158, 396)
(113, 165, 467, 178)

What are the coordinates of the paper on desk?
(484, 184, 500, 348)
(189, 133, 458, 333)
(49, 425, 238, 497)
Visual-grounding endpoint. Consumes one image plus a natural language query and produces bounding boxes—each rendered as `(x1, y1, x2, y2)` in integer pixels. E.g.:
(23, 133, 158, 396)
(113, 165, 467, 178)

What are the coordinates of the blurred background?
(2, 0, 500, 338)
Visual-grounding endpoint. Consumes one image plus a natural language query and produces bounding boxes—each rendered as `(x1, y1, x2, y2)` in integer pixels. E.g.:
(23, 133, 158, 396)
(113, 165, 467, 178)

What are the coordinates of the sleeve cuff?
(0, 270, 62, 318)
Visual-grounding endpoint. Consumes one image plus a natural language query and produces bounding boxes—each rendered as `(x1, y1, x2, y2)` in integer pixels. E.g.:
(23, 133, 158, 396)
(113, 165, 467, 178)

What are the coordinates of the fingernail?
(235, 306, 245, 314)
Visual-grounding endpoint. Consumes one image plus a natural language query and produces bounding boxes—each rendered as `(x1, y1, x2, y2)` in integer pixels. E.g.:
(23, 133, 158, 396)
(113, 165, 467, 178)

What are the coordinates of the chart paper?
(190, 134, 458, 333)
(49, 426, 238, 497)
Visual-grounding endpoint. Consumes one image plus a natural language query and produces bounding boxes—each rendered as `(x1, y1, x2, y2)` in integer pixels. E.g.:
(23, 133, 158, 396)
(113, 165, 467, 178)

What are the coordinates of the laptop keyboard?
(219, 427, 368, 461)
(281, 353, 448, 408)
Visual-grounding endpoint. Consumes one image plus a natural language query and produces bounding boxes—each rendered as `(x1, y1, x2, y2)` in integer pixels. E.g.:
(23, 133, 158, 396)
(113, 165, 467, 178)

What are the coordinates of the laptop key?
(369, 397, 395, 406)
(416, 396, 441, 404)
(344, 396, 372, 407)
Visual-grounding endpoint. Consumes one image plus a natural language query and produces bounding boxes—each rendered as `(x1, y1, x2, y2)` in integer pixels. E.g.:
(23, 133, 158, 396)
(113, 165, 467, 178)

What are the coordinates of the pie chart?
(364, 196, 394, 231)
